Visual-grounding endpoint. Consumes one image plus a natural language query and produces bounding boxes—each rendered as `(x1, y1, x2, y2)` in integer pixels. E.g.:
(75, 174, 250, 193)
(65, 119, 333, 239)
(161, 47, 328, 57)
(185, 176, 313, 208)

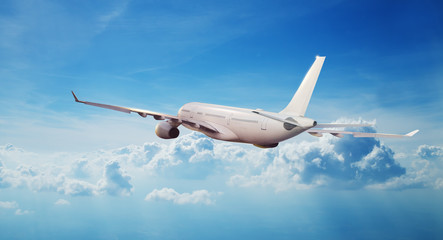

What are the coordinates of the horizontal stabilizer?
(314, 123, 374, 128)
(307, 129, 419, 138)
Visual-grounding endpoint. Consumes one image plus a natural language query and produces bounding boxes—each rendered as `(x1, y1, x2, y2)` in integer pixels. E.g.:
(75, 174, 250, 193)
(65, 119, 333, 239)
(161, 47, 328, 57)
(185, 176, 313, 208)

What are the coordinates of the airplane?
(72, 56, 419, 148)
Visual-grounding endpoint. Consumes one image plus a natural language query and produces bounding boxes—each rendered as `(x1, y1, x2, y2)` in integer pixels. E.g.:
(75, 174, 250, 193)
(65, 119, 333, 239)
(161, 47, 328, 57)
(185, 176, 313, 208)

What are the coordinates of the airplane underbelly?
(182, 122, 240, 142)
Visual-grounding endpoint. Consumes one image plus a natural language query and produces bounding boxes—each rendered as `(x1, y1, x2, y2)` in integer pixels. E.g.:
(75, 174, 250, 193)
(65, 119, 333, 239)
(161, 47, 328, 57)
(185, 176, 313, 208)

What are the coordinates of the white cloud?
(0, 201, 18, 209)
(59, 178, 96, 196)
(417, 145, 443, 161)
(15, 209, 32, 215)
(435, 178, 443, 189)
(97, 161, 133, 196)
(145, 188, 219, 205)
(226, 122, 407, 190)
(0, 162, 11, 188)
(0, 200, 32, 215)
(54, 199, 70, 206)
(71, 159, 91, 179)
(371, 144, 443, 190)
(0, 145, 133, 196)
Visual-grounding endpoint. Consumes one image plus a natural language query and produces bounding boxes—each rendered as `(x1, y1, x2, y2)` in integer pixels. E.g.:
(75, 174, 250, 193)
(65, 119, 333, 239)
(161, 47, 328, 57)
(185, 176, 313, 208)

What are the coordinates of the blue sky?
(1, 0, 443, 239)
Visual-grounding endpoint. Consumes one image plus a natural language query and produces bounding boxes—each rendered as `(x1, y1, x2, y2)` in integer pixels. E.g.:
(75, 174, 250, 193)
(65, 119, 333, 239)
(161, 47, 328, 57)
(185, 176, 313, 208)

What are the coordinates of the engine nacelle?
(155, 121, 180, 139)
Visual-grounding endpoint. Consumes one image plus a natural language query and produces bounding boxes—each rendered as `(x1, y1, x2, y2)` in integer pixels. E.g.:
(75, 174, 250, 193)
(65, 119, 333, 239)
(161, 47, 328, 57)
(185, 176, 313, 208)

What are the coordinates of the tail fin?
(280, 56, 325, 116)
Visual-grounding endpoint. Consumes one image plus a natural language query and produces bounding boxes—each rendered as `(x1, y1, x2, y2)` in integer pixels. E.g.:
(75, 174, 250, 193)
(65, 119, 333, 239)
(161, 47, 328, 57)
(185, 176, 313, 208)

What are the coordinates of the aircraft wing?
(71, 91, 179, 121)
(181, 119, 219, 133)
(307, 129, 419, 138)
(251, 110, 298, 126)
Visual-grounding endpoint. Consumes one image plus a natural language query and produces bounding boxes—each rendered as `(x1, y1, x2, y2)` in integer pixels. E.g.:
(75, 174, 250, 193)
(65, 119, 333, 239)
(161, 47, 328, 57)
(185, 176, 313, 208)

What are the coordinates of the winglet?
(71, 91, 80, 102)
(406, 129, 419, 137)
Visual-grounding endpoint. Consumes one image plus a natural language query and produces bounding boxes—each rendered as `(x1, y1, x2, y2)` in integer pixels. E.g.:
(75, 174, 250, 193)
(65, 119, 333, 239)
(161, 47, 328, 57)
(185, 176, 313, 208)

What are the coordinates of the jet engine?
(155, 121, 180, 139)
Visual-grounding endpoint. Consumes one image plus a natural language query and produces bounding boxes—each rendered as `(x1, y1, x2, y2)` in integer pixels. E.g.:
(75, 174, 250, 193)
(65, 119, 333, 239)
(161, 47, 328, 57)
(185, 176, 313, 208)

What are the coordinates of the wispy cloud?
(54, 199, 70, 206)
(0, 200, 32, 215)
(0, 201, 18, 209)
(96, 1, 129, 34)
(15, 209, 32, 215)
(0, 0, 130, 70)
(145, 188, 219, 205)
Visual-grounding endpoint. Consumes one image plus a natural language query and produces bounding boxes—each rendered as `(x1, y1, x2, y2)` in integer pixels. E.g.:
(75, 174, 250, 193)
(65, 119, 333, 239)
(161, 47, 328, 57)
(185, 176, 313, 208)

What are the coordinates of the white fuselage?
(177, 102, 316, 146)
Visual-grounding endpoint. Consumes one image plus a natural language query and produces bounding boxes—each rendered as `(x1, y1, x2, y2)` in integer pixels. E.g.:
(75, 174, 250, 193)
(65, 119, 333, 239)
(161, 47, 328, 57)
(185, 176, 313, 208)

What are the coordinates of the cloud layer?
(0, 144, 133, 196)
(227, 129, 407, 191)
(1, 121, 442, 200)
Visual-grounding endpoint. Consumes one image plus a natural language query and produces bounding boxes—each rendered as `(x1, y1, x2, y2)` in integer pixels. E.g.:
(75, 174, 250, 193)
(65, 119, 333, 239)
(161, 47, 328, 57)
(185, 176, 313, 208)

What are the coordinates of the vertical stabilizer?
(280, 56, 325, 116)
